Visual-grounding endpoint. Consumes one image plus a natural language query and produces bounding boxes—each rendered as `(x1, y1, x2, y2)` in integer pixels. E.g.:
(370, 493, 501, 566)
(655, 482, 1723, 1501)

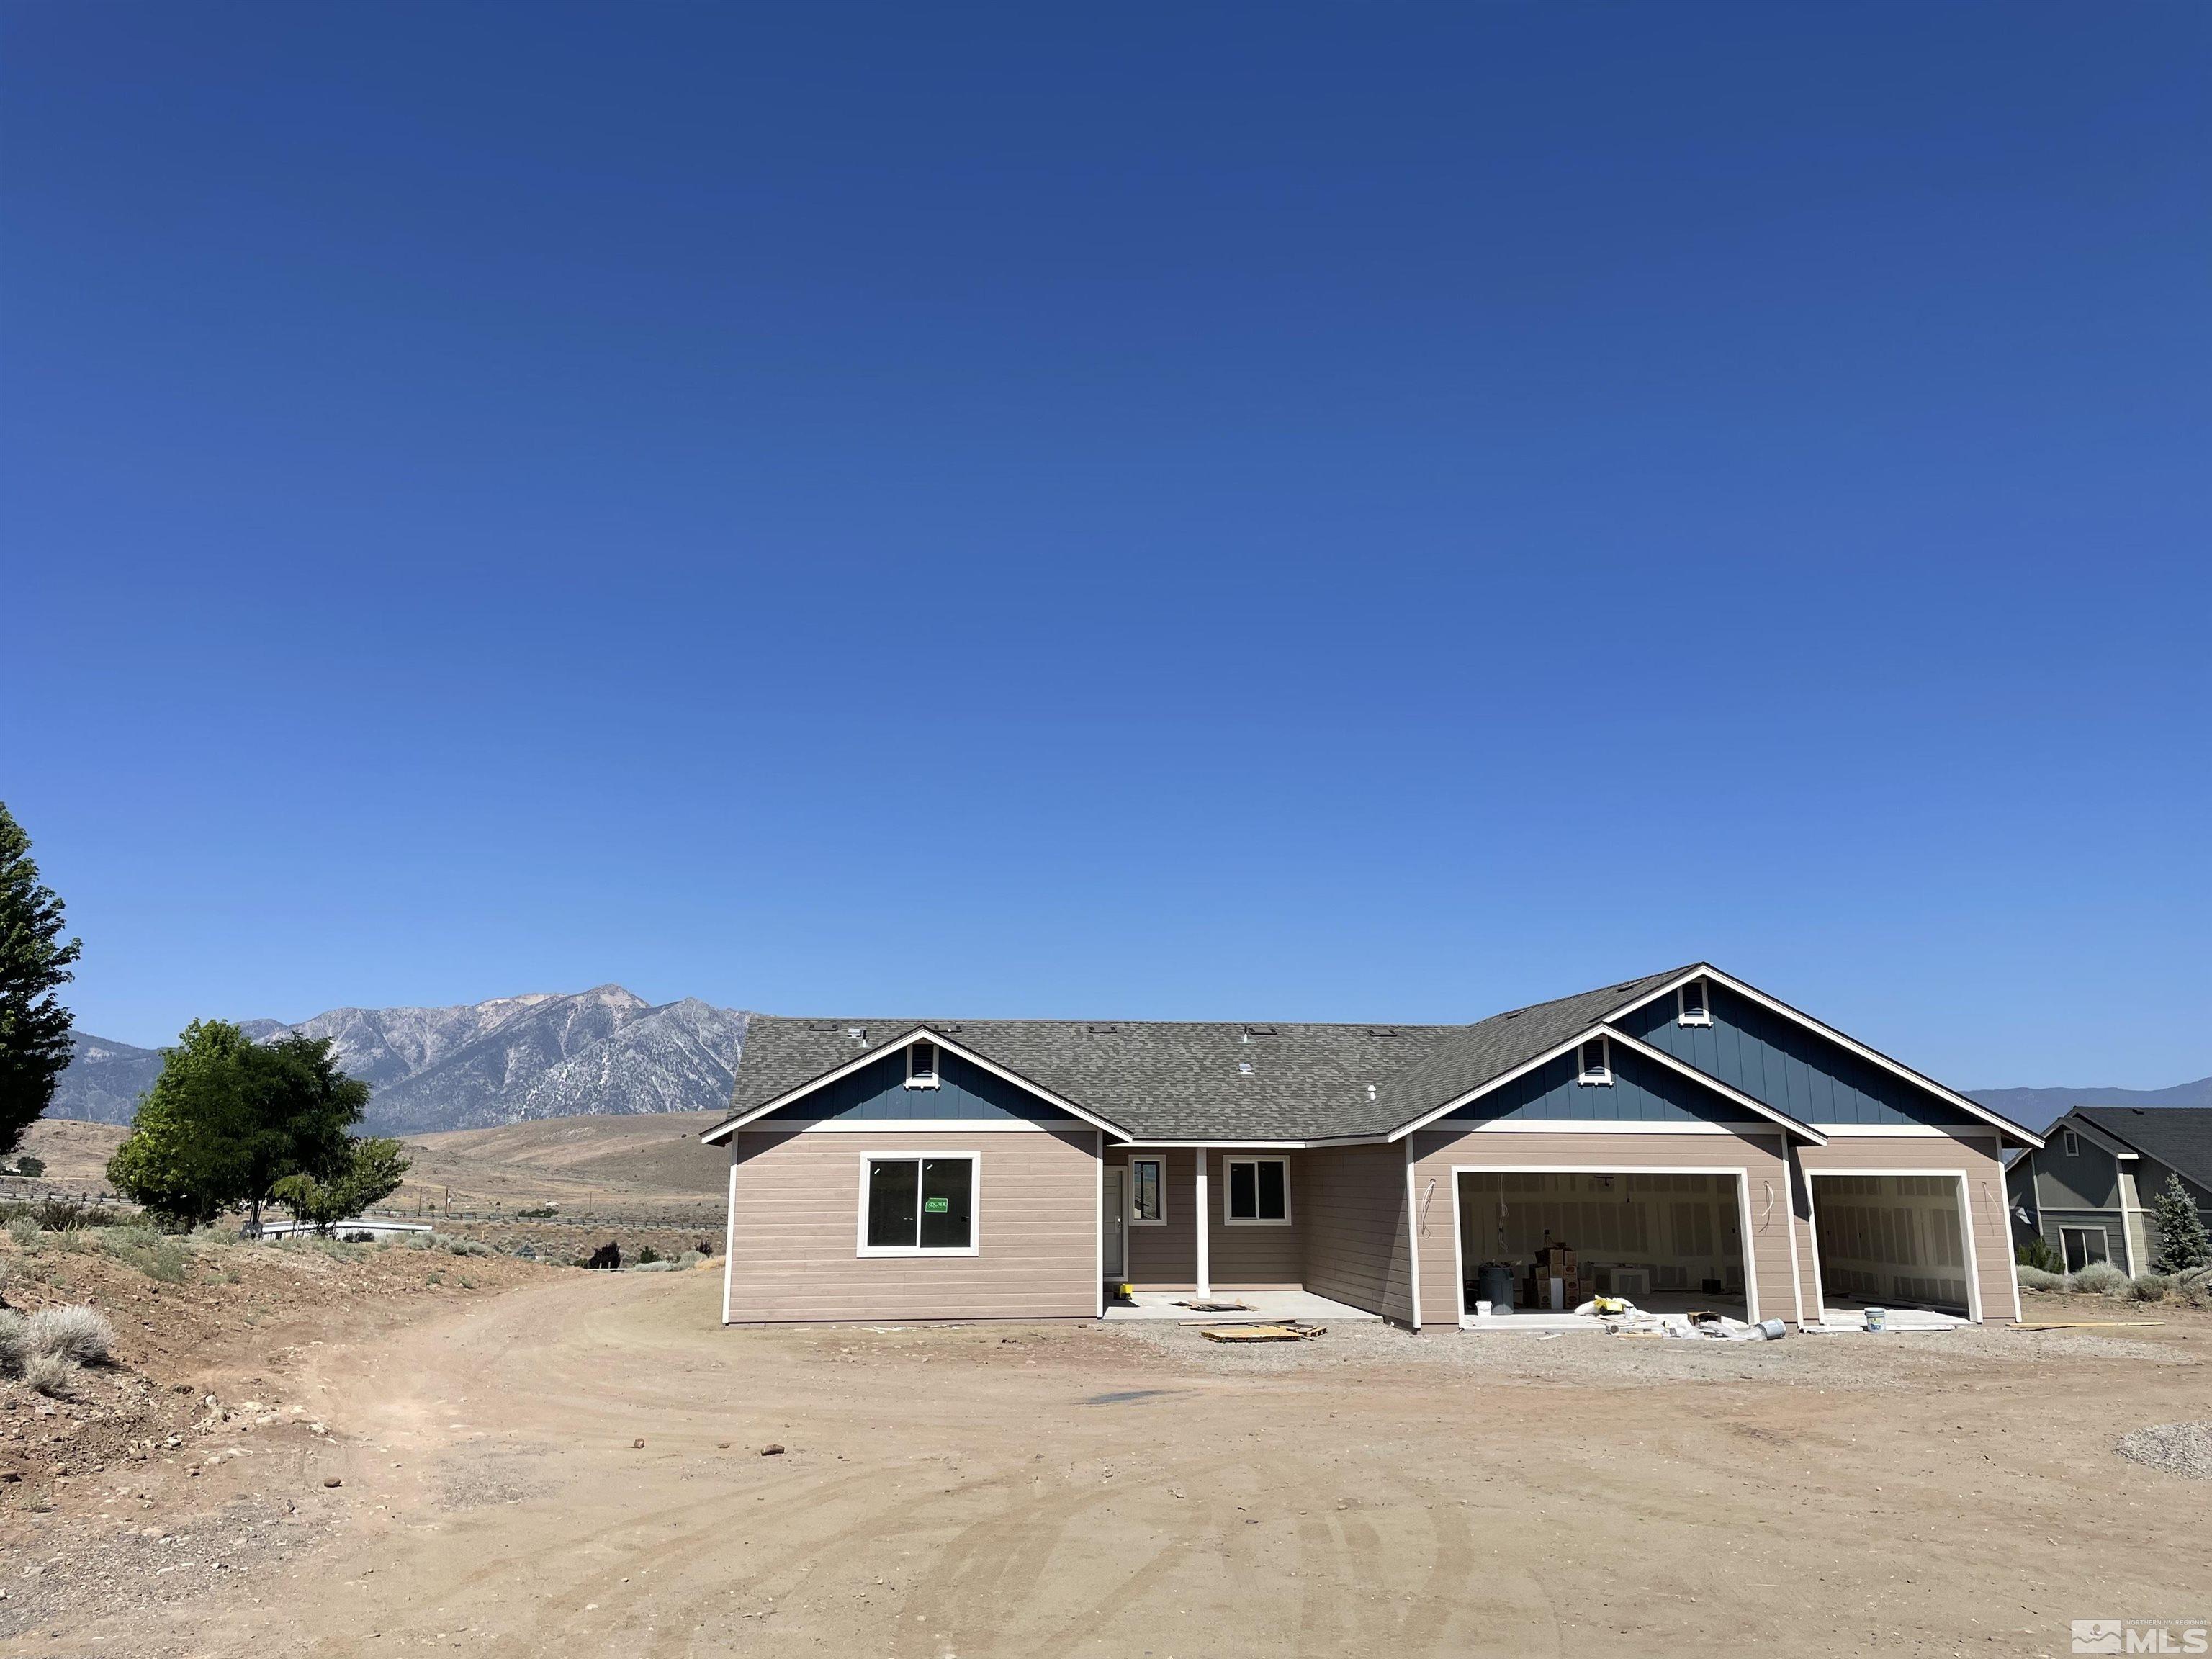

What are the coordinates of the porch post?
(1193, 1146, 1211, 1300)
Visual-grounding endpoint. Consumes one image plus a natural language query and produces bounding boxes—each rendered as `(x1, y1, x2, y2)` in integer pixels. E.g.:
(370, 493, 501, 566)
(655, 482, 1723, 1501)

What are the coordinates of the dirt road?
(24, 1271, 2210, 1658)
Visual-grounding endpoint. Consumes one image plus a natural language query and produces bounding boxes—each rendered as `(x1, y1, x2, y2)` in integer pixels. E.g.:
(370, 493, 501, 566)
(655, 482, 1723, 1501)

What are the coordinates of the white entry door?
(1102, 1168, 1127, 1279)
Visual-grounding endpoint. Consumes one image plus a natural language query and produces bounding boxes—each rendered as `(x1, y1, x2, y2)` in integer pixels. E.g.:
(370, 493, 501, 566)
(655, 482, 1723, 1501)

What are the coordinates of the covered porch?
(1100, 1142, 1413, 1323)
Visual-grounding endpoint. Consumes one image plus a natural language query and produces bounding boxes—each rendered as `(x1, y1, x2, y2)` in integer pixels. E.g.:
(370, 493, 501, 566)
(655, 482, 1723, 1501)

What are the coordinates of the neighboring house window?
(2059, 1226, 2108, 1274)
(2061, 1128, 2079, 1157)
(860, 1154, 976, 1254)
(905, 1040, 940, 1089)
(1677, 980, 1711, 1026)
(1576, 1037, 1612, 1086)
(1129, 1156, 1165, 1225)
(1225, 1156, 1290, 1225)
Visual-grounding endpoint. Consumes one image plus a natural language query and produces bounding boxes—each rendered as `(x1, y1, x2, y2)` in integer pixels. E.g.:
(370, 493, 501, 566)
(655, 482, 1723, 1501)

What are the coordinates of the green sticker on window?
(924, 1196, 950, 1213)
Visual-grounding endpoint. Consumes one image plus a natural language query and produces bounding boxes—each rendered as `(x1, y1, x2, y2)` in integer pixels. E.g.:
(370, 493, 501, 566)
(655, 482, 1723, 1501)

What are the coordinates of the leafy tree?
(2151, 1172, 2211, 1274)
(271, 1138, 410, 1233)
(106, 1021, 380, 1233)
(0, 803, 82, 1157)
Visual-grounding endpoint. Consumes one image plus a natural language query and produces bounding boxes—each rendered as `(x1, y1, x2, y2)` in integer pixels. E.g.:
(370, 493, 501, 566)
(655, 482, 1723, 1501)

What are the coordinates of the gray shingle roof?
(2074, 1107, 2212, 1189)
(712, 966, 1699, 1142)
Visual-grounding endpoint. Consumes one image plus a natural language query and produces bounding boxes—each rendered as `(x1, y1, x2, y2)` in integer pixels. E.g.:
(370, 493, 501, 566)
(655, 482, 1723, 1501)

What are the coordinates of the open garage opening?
(1808, 1173, 1977, 1321)
(1455, 1170, 1750, 1326)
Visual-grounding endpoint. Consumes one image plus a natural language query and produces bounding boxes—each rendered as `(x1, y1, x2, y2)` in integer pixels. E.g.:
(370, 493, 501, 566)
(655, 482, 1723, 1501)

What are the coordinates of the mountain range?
(48, 991, 2209, 1138)
(50, 987, 750, 1134)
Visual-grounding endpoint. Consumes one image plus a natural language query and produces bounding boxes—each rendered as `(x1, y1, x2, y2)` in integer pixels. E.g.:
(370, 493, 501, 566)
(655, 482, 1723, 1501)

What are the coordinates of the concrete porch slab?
(1100, 1289, 1382, 1323)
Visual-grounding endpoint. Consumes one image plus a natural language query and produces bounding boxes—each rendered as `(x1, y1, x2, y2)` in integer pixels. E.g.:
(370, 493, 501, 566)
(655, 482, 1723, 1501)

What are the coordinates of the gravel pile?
(2116, 1420, 2212, 1480)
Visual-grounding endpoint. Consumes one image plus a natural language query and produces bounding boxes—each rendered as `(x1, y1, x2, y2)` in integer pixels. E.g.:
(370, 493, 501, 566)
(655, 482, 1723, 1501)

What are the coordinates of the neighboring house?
(701, 964, 2041, 1328)
(2006, 1107, 2212, 1276)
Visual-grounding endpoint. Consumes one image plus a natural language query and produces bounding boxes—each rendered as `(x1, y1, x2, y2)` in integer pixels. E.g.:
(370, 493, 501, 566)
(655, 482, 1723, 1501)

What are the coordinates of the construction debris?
(1200, 1322, 1326, 1343)
(2012, 1321, 2165, 1331)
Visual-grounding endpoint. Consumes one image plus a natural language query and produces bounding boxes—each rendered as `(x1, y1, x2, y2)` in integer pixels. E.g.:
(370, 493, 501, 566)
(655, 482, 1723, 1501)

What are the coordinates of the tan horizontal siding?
(1406, 1129, 1799, 1328)
(1298, 1144, 1413, 1322)
(1797, 1130, 2016, 1322)
(726, 1125, 1098, 1322)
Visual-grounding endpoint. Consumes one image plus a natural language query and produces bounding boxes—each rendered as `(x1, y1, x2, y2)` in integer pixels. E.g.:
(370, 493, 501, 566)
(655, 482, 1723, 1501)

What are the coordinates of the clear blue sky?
(4, 4, 2206, 1088)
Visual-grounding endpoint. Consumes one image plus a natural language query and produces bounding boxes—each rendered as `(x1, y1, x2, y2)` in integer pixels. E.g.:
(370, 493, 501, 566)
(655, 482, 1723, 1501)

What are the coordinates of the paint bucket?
(1756, 1319, 1786, 1341)
(1474, 1300, 1493, 1319)
(1863, 1306, 1887, 1332)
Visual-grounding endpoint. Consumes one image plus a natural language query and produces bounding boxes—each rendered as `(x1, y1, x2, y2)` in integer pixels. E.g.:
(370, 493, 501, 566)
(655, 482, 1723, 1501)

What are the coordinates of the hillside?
(50, 988, 748, 1135)
(1967, 1076, 2212, 1129)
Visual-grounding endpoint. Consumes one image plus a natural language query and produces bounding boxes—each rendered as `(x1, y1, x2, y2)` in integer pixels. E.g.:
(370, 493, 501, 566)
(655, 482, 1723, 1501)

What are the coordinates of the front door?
(1102, 1168, 1127, 1279)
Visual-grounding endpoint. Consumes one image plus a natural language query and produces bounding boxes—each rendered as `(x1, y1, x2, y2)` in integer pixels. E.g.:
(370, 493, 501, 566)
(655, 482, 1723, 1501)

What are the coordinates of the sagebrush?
(29, 1303, 114, 1365)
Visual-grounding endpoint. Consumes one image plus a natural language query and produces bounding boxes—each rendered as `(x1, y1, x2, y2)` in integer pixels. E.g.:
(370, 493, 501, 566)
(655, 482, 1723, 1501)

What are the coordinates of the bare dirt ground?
(395, 1112, 726, 1221)
(8, 1273, 2207, 1659)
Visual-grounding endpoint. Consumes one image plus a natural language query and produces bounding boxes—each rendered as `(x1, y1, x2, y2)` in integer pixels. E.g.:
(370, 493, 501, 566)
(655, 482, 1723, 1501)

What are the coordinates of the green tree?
(106, 1021, 379, 1233)
(271, 1138, 411, 1233)
(0, 803, 82, 1157)
(2151, 1172, 2211, 1274)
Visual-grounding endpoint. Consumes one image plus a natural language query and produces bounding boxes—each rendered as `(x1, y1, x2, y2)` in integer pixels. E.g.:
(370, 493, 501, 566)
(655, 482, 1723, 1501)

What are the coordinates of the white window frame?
(904, 1040, 942, 1090)
(2060, 1128, 2078, 1157)
(1575, 1035, 1613, 1087)
(1128, 1155, 1166, 1226)
(1676, 981, 1712, 1027)
(1223, 1155, 1291, 1226)
(855, 1151, 980, 1257)
(2058, 1224, 2108, 1274)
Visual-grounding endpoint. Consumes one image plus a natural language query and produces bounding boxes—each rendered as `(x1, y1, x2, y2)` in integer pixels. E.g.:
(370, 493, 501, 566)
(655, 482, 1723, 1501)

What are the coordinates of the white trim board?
(1429, 1119, 1784, 1136)
(702, 1027, 1133, 1144)
(749, 1118, 1078, 1134)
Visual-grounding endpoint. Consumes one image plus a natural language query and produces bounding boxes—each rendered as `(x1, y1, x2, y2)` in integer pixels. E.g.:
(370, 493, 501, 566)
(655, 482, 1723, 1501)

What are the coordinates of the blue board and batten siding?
(766, 1047, 1076, 1124)
(1614, 982, 1979, 1128)
(1462, 1044, 1758, 1125)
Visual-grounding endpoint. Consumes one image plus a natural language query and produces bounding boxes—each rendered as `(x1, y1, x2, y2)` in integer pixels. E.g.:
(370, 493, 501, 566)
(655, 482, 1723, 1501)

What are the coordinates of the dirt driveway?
(21, 1271, 2210, 1658)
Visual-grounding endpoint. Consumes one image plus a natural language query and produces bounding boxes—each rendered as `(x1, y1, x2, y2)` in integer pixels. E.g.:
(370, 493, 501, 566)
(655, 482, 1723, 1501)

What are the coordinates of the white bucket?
(1864, 1306, 1888, 1332)
(1475, 1300, 1493, 1318)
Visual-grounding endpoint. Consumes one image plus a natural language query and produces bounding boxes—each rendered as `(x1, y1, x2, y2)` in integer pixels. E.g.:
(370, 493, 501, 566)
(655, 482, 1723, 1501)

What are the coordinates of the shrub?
(12, 1156, 44, 1178)
(29, 1304, 114, 1365)
(675, 1249, 706, 1268)
(102, 1227, 190, 1284)
(516, 1206, 557, 1220)
(2127, 1274, 2172, 1303)
(2015, 1265, 2070, 1292)
(2073, 1260, 2132, 1297)
(630, 1259, 680, 1273)
(25, 1352, 78, 1398)
(32, 1195, 92, 1231)
(436, 1235, 491, 1257)
(2016, 1235, 2064, 1274)
(6, 1217, 36, 1249)
(0, 1309, 27, 1376)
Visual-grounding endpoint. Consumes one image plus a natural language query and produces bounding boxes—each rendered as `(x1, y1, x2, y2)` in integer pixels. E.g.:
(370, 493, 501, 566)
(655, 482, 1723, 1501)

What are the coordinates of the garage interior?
(1808, 1174, 1972, 1316)
(1456, 1171, 1748, 1322)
